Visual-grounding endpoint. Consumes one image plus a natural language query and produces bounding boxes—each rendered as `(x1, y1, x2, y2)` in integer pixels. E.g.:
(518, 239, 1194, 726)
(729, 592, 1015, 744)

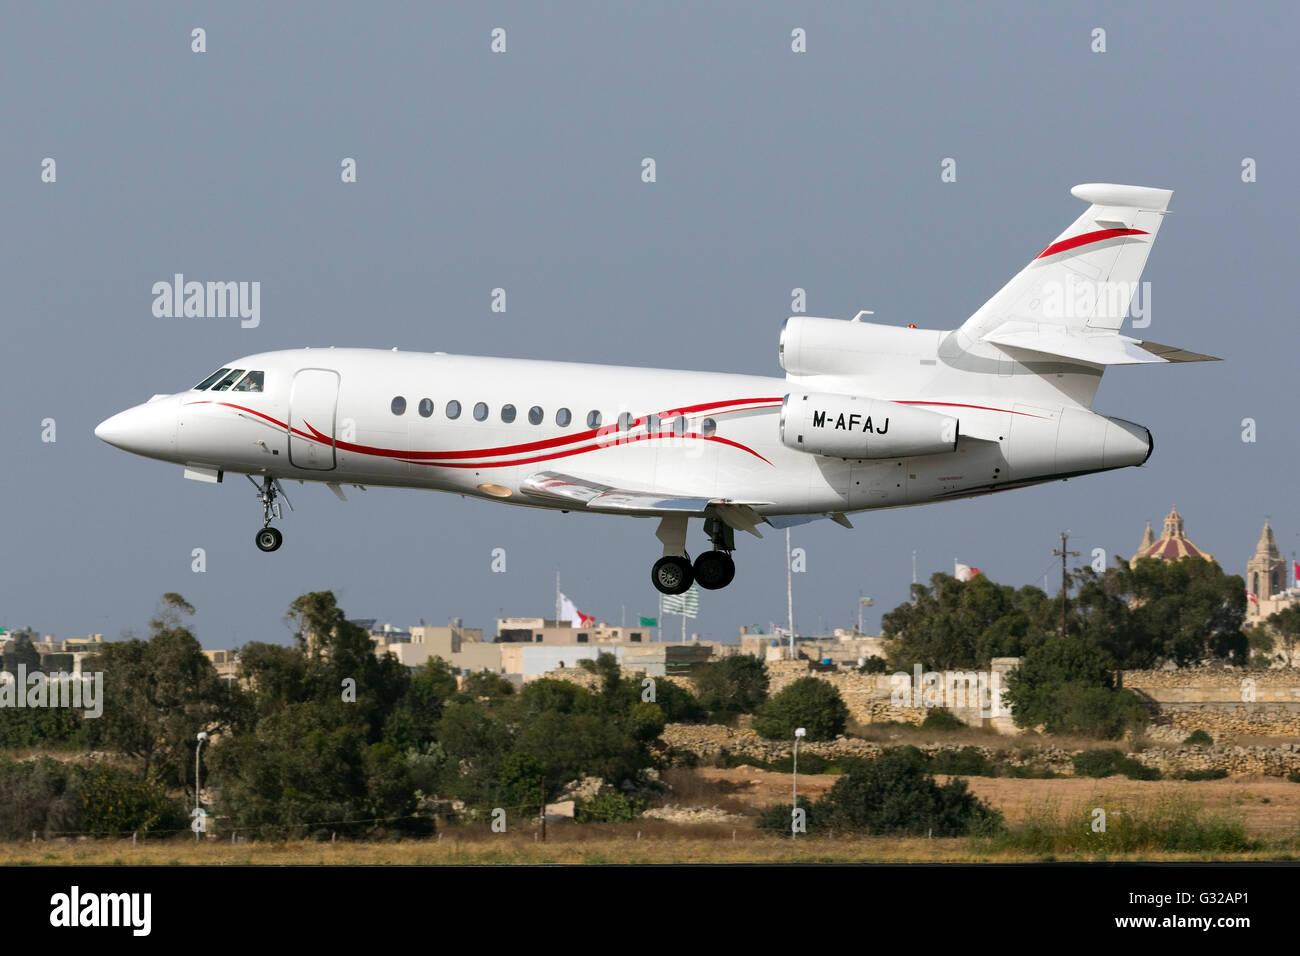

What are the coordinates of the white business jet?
(96, 184, 1216, 595)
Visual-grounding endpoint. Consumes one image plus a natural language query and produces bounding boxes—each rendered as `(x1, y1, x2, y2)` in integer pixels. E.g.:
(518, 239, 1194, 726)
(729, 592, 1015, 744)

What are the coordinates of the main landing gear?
(650, 515, 737, 595)
(249, 475, 292, 552)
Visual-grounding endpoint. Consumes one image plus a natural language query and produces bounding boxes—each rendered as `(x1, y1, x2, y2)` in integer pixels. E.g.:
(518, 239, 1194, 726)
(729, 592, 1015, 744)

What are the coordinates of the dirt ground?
(686, 767, 1300, 837)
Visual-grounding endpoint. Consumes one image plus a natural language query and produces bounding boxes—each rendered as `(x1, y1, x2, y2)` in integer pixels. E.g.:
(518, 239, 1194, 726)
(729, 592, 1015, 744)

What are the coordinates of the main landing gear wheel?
(693, 550, 735, 590)
(255, 527, 283, 552)
(652, 555, 694, 595)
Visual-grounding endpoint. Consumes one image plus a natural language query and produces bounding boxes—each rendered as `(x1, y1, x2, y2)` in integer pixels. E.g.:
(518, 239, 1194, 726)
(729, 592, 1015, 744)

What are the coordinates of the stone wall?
(660, 723, 1300, 777)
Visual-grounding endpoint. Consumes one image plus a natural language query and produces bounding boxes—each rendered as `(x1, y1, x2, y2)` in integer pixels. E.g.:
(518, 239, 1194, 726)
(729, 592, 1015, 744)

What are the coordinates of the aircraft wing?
(520, 471, 772, 532)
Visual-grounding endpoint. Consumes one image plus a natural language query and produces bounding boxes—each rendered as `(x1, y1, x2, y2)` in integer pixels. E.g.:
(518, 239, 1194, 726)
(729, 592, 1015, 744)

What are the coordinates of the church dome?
(1132, 506, 1214, 563)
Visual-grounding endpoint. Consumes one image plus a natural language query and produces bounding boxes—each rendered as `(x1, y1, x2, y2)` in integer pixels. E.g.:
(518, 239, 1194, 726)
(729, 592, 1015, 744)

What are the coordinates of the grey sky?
(2, 2, 1295, 649)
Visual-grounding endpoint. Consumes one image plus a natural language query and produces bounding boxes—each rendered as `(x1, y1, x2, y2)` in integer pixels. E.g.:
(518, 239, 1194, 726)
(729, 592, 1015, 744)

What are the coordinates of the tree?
(1003, 638, 1148, 738)
(1074, 559, 1249, 667)
(882, 573, 1054, 671)
(752, 677, 848, 741)
(382, 657, 458, 751)
(1264, 605, 1300, 666)
(692, 655, 769, 714)
(462, 669, 515, 699)
(83, 594, 231, 789)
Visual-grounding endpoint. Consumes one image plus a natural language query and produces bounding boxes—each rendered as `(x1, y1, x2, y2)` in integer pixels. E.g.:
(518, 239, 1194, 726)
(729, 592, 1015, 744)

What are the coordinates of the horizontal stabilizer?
(985, 322, 1220, 366)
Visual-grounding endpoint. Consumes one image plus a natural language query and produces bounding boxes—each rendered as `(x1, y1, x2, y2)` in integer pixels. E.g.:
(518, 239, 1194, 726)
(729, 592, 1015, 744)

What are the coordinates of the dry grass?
(1, 830, 1294, 866)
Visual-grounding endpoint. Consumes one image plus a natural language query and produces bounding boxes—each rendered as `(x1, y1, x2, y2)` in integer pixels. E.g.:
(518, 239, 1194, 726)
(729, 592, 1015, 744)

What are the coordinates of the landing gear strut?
(248, 475, 290, 552)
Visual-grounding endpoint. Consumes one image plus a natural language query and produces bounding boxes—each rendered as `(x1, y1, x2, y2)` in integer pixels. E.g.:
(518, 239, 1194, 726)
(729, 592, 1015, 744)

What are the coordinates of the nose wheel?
(248, 475, 291, 552)
(255, 527, 283, 552)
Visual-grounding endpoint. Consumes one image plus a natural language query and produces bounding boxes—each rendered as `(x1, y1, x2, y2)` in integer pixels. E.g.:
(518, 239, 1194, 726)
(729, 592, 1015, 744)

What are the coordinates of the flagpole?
(555, 568, 561, 625)
(786, 529, 794, 659)
(657, 593, 662, 643)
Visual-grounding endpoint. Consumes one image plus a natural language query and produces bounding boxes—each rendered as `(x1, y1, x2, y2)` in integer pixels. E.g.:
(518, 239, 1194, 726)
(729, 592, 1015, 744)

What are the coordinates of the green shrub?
(756, 796, 816, 834)
(1182, 730, 1214, 747)
(920, 709, 966, 731)
(575, 791, 646, 823)
(76, 765, 188, 837)
(1286, 771, 1300, 784)
(752, 677, 849, 741)
(1179, 768, 1228, 781)
(1072, 749, 1125, 778)
(929, 746, 996, 777)
(1001, 762, 1060, 779)
(1071, 749, 1160, 780)
(858, 657, 889, 674)
(815, 747, 1002, 837)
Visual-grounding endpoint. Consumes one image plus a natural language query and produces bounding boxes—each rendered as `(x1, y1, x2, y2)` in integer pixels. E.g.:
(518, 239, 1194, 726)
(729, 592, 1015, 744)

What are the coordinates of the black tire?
(255, 527, 283, 552)
(693, 550, 736, 590)
(651, 555, 693, 595)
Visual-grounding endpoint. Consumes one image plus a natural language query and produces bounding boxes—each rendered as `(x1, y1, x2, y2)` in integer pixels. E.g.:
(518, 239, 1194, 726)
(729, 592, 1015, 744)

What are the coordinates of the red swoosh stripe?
(1035, 228, 1147, 260)
(893, 401, 1046, 418)
(187, 398, 778, 467)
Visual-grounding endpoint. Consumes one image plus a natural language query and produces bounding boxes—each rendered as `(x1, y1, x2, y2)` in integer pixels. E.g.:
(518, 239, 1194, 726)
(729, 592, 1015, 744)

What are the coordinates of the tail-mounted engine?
(780, 392, 959, 460)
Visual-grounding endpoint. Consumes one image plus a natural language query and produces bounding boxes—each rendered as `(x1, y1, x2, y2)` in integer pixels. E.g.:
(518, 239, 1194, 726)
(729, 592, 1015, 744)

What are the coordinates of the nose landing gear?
(248, 475, 291, 552)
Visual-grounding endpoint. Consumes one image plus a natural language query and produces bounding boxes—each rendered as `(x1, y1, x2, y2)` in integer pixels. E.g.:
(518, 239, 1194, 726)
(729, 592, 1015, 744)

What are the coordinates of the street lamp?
(793, 727, 806, 835)
(195, 731, 208, 817)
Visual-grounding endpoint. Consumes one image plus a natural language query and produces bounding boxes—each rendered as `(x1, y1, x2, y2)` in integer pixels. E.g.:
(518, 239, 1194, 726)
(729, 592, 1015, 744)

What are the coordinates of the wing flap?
(520, 470, 772, 517)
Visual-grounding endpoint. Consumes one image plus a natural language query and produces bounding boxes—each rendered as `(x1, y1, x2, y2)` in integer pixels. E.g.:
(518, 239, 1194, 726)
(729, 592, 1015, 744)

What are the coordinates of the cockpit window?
(231, 370, 264, 393)
(194, 368, 232, 390)
(210, 369, 246, 391)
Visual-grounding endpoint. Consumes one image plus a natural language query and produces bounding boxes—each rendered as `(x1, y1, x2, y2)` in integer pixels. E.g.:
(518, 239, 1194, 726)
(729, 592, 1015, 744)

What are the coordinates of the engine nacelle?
(781, 392, 959, 460)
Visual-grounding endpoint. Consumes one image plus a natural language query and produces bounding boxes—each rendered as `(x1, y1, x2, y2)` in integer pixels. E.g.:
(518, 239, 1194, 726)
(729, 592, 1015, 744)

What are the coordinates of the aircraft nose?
(95, 396, 180, 460)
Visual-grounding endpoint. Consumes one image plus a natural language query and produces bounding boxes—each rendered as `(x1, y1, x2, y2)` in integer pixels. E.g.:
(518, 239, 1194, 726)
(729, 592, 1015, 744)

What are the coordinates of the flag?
(1246, 590, 1258, 604)
(559, 593, 593, 628)
(954, 562, 981, 582)
(639, 616, 657, 627)
(859, 597, 874, 606)
(1294, 561, 1299, 585)
(661, 584, 700, 618)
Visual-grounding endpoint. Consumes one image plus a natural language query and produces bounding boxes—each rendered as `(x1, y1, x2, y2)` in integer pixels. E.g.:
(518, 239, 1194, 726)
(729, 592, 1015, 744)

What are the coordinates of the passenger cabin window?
(418, 398, 434, 417)
(618, 412, 634, 431)
(232, 370, 264, 392)
(211, 369, 246, 392)
(701, 417, 717, 437)
(391, 396, 407, 415)
(556, 408, 572, 427)
(500, 404, 516, 423)
(528, 406, 543, 425)
(446, 400, 461, 419)
(587, 410, 602, 428)
(473, 402, 489, 421)
(194, 368, 232, 390)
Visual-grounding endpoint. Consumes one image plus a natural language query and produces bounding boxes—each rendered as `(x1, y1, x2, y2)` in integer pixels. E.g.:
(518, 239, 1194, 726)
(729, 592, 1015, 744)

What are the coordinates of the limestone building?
(1246, 519, 1296, 620)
